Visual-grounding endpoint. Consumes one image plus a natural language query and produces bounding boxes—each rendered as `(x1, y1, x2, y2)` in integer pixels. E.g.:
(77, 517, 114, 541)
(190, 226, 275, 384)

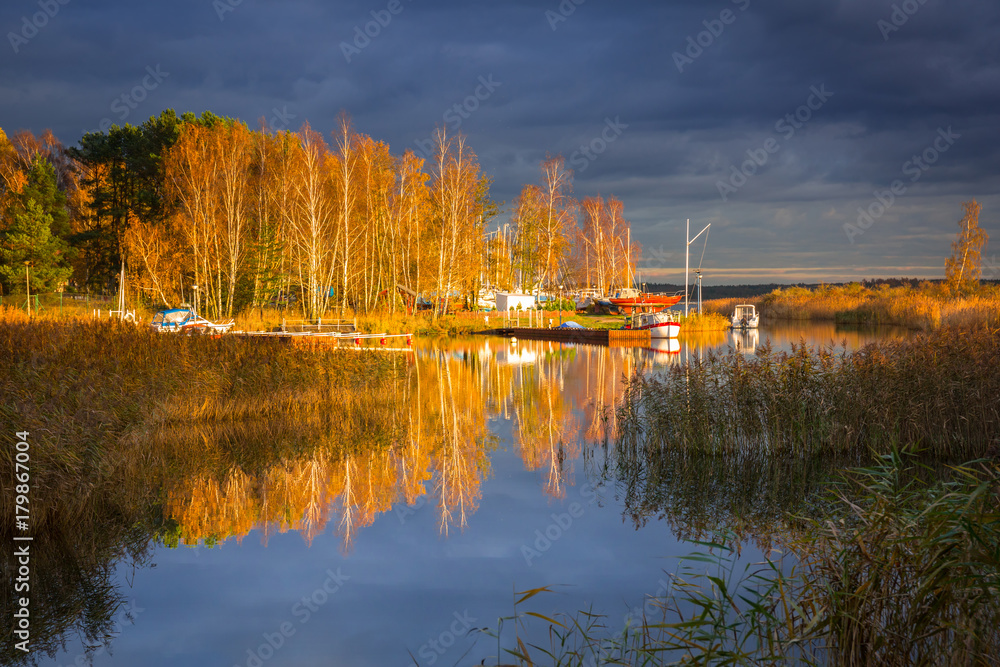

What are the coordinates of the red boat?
(608, 288, 683, 313)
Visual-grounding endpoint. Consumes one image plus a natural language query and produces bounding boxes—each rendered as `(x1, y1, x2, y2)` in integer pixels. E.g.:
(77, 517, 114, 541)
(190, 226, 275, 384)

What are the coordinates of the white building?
(494, 292, 536, 311)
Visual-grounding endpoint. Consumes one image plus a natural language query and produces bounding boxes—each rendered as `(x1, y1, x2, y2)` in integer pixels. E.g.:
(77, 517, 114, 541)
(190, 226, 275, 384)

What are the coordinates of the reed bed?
(677, 311, 731, 333)
(736, 284, 1000, 331)
(486, 454, 1000, 666)
(616, 324, 1000, 460)
(0, 307, 404, 529)
(484, 323, 1000, 665)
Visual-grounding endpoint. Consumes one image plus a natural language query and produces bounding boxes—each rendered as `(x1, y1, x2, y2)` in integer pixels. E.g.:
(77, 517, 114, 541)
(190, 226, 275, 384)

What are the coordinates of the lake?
(25, 322, 911, 667)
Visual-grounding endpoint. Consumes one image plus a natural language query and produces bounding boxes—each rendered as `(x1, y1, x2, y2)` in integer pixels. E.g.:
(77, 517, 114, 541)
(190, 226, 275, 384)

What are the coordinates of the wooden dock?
(232, 331, 413, 350)
(478, 327, 650, 345)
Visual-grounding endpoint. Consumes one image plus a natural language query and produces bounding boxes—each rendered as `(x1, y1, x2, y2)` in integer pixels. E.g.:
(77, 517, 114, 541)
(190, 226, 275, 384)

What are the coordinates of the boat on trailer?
(609, 287, 684, 313)
(730, 304, 759, 330)
(150, 308, 235, 334)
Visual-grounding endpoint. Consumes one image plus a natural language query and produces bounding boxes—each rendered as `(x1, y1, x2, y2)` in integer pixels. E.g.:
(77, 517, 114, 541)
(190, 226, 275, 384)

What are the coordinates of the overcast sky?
(2, 0, 998, 284)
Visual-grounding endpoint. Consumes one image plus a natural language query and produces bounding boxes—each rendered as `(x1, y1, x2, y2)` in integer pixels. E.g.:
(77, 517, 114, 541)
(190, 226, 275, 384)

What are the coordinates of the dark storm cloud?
(2, 0, 998, 281)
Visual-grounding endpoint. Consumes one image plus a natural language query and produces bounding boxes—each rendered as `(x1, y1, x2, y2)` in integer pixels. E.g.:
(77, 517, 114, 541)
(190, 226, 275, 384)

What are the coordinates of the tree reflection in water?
(4, 334, 848, 665)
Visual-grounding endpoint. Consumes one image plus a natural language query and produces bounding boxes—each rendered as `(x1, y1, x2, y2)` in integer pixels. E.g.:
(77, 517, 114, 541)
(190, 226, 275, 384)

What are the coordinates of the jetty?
(478, 327, 650, 345)
(232, 331, 413, 350)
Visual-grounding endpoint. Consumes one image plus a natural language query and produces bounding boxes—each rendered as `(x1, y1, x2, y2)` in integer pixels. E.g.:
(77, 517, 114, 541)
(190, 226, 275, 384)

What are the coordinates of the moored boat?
(574, 288, 603, 310)
(730, 304, 759, 330)
(631, 309, 680, 338)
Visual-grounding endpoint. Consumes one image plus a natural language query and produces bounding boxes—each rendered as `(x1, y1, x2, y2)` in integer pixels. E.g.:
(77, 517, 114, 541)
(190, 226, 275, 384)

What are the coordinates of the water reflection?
(730, 328, 759, 355)
(158, 326, 910, 549)
(7, 323, 912, 665)
(157, 326, 902, 551)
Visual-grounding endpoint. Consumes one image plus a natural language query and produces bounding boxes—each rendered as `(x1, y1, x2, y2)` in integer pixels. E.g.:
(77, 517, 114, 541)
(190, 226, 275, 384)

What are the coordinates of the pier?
(232, 331, 413, 350)
(478, 327, 650, 345)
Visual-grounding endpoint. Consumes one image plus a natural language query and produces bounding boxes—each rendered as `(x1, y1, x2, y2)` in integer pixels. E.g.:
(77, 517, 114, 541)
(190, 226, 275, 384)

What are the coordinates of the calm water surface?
(32, 323, 910, 667)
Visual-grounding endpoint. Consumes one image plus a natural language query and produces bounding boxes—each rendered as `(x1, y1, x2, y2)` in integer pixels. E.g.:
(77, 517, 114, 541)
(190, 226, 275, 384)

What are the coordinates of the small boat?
(150, 308, 235, 334)
(574, 288, 603, 310)
(476, 288, 496, 310)
(730, 304, 759, 330)
(631, 309, 680, 338)
(609, 287, 683, 313)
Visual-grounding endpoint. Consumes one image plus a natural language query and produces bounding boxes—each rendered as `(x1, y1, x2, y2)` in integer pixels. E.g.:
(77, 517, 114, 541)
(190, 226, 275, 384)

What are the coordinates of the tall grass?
(617, 324, 1000, 460)
(708, 283, 1000, 331)
(483, 453, 1000, 666)
(678, 311, 731, 332)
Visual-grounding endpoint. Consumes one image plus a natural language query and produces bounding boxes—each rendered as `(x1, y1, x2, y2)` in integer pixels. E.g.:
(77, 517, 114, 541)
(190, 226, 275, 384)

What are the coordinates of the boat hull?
(642, 321, 680, 338)
(609, 294, 683, 308)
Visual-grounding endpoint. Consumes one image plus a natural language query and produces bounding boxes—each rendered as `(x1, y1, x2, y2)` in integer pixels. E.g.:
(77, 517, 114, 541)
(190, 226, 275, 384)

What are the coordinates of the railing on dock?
(234, 330, 414, 350)
(279, 317, 356, 333)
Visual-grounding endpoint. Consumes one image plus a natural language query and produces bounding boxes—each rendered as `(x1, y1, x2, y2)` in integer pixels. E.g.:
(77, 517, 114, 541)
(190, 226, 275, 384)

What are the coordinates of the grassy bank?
(706, 283, 1000, 331)
(0, 307, 405, 530)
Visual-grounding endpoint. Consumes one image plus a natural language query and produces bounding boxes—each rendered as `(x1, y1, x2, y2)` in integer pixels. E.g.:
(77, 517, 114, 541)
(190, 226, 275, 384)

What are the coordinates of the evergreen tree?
(0, 198, 73, 293)
(17, 155, 72, 240)
(68, 110, 184, 290)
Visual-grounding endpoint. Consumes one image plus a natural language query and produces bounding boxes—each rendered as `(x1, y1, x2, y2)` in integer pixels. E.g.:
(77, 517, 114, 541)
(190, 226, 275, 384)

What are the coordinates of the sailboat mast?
(685, 218, 689, 317)
(627, 226, 633, 288)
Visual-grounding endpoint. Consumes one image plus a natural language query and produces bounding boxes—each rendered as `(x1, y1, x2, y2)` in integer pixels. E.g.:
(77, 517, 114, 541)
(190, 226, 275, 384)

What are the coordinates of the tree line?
(0, 110, 637, 319)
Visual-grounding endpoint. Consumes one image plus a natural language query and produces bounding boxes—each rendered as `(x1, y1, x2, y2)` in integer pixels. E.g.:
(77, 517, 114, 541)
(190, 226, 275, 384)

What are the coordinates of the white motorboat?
(476, 288, 496, 310)
(730, 304, 759, 329)
(633, 309, 680, 338)
(150, 308, 234, 334)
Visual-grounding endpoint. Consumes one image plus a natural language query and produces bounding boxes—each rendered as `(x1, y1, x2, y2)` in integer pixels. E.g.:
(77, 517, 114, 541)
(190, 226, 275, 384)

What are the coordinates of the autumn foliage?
(3, 110, 642, 319)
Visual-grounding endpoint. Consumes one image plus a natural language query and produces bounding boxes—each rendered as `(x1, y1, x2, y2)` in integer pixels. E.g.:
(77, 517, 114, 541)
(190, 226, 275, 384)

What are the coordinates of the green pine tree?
(0, 198, 73, 293)
(17, 155, 72, 241)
